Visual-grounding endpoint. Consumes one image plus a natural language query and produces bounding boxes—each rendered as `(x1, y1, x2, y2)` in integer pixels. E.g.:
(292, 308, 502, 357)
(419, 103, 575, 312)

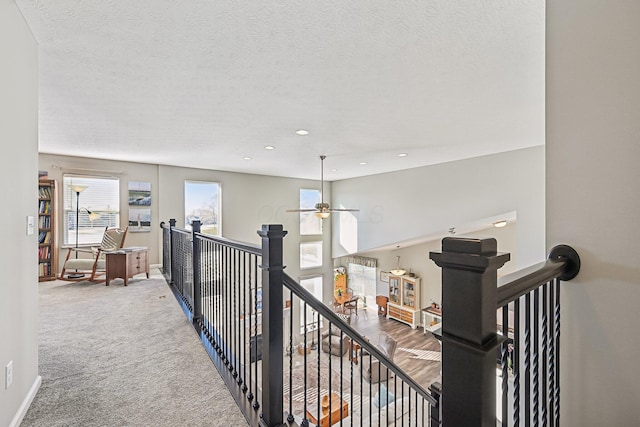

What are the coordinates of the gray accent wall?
(0, 4, 39, 426)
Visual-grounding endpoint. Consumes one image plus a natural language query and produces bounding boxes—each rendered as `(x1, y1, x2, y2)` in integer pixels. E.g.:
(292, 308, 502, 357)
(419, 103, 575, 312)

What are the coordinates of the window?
(347, 257, 378, 310)
(300, 188, 322, 235)
(299, 275, 323, 333)
(185, 181, 221, 236)
(63, 175, 120, 246)
(300, 241, 323, 269)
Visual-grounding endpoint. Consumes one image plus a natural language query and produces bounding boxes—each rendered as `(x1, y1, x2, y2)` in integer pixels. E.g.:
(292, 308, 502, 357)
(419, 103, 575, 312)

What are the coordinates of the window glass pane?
(185, 181, 221, 236)
(300, 241, 322, 269)
(300, 188, 322, 235)
(63, 175, 120, 246)
(347, 263, 377, 311)
(299, 276, 323, 332)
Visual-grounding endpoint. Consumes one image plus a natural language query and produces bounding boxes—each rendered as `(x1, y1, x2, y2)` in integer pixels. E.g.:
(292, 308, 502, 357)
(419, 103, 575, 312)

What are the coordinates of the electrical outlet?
(5, 361, 13, 389)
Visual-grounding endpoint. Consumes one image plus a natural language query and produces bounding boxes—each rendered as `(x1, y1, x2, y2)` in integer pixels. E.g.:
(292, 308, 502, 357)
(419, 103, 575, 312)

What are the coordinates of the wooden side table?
(306, 392, 348, 427)
(105, 248, 149, 286)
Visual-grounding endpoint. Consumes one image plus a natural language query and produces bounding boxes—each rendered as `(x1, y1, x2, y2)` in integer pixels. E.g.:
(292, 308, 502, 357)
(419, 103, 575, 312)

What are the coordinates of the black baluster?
(524, 293, 531, 427)
(302, 302, 308, 427)
(554, 279, 561, 427)
(533, 288, 540, 426)
(287, 290, 294, 424)
(541, 282, 549, 426)
(501, 305, 509, 426)
(513, 298, 521, 427)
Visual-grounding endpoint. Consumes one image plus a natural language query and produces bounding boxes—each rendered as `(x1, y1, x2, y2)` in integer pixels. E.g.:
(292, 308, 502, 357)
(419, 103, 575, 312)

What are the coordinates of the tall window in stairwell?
(299, 188, 322, 235)
(62, 175, 120, 246)
(299, 275, 324, 335)
(347, 257, 377, 313)
(184, 181, 221, 236)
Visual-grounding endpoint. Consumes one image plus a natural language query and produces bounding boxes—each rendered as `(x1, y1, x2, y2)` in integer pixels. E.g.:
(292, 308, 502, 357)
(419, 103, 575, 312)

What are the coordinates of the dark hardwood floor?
(345, 307, 442, 389)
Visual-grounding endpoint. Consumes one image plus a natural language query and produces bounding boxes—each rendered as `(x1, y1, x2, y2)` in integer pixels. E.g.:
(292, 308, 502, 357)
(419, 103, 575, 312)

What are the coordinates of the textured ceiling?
(16, 0, 544, 180)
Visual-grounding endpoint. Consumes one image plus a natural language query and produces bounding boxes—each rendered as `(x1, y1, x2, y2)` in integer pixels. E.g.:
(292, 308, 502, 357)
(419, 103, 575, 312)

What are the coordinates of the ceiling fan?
(287, 155, 359, 219)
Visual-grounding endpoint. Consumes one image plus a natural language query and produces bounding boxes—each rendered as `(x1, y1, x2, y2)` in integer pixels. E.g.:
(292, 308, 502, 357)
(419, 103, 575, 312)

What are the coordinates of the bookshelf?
(387, 275, 421, 329)
(38, 179, 57, 281)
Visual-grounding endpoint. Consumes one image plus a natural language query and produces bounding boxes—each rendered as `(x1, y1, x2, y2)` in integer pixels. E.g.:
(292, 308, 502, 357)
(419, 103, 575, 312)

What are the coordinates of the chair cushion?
(64, 258, 105, 271)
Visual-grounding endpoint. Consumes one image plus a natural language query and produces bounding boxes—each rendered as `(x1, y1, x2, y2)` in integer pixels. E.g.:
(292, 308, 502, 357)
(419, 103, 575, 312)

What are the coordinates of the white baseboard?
(9, 375, 41, 427)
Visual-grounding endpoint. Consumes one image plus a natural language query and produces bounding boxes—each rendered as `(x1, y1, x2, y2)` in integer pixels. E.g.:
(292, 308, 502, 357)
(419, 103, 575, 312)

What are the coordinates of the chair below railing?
(161, 219, 441, 427)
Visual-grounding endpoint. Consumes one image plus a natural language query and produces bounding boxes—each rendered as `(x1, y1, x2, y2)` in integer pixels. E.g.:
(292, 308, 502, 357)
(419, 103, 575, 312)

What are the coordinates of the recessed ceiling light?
(359, 162, 367, 165)
(295, 129, 309, 135)
(264, 145, 275, 150)
(493, 220, 508, 228)
(330, 168, 337, 172)
(243, 157, 252, 160)
(398, 153, 408, 157)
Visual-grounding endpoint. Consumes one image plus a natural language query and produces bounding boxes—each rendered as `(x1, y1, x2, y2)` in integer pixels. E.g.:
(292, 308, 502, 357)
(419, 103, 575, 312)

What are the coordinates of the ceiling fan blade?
(329, 208, 360, 212)
(285, 209, 317, 212)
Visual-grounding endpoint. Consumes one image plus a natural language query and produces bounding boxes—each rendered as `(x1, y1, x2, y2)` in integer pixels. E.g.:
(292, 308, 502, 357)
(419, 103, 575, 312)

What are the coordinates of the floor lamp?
(68, 184, 87, 279)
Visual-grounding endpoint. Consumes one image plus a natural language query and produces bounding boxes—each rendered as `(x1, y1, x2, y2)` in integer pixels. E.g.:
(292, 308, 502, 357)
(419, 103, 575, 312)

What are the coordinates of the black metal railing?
(161, 220, 441, 427)
(430, 238, 580, 427)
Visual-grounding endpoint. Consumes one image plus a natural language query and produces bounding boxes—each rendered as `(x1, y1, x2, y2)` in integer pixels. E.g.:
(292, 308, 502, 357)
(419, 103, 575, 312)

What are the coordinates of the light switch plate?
(5, 361, 13, 389)
(27, 216, 34, 235)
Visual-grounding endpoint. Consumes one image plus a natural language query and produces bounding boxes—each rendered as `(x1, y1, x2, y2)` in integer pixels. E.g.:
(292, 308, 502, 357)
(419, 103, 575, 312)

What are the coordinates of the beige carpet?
(21, 270, 248, 427)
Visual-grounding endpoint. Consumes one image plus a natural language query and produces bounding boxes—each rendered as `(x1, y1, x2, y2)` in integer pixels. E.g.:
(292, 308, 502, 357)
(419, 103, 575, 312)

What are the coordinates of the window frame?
(299, 188, 323, 235)
(299, 241, 323, 270)
(184, 180, 222, 236)
(62, 174, 120, 247)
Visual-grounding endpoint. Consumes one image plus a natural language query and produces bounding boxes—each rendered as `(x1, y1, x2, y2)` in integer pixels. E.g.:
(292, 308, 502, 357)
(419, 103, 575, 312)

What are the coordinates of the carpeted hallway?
(21, 269, 248, 427)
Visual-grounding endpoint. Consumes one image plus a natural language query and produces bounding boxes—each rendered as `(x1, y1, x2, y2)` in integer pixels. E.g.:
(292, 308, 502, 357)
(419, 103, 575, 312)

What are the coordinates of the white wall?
(331, 146, 546, 270)
(343, 221, 518, 311)
(0, 4, 40, 426)
(547, 1, 640, 425)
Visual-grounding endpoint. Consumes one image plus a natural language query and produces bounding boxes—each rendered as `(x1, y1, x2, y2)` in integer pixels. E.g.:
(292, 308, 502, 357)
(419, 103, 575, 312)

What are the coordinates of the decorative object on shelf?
(390, 255, 406, 276)
(286, 155, 359, 219)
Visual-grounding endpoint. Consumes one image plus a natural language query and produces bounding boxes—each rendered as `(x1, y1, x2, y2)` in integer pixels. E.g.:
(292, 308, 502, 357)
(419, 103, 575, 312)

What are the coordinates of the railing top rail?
(160, 220, 261, 256)
(194, 232, 261, 256)
(496, 244, 580, 307)
(283, 273, 437, 406)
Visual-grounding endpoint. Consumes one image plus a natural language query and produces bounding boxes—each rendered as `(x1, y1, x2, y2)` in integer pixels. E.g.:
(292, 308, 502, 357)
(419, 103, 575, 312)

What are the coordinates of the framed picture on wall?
(128, 181, 151, 206)
(380, 271, 390, 283)
(128, 208, 151, 232)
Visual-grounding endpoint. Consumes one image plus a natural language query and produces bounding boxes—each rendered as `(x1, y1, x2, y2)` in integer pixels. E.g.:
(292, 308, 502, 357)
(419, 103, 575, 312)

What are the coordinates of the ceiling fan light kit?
(287, 155, 358, 219)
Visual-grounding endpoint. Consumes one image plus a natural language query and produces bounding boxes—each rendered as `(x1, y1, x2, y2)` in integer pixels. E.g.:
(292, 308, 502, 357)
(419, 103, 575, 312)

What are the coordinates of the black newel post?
(258, 224, 287, 427)
(429, 237, 510, 426)
(169, 218, 176, 284)
(192, 220, 202, 332)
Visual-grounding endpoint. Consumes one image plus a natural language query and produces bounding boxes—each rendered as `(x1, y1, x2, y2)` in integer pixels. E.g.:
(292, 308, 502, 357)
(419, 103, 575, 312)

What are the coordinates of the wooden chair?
(59, 226, 128, 282)
(342, 295, 360, 317)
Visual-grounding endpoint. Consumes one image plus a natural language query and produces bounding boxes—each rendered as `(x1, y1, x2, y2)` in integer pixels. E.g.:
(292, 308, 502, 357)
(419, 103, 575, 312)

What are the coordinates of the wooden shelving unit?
(38, 179, 57, 281)
(387, 275, 421, 329)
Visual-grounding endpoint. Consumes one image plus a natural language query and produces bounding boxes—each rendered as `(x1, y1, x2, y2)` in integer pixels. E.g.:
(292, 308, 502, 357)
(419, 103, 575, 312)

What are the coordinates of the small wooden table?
(105, 248, 149, 286)
(306, 392, 349, 427)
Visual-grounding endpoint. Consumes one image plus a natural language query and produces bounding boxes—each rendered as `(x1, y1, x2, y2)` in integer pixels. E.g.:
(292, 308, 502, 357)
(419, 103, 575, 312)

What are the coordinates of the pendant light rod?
(319, 155, 326, 204)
